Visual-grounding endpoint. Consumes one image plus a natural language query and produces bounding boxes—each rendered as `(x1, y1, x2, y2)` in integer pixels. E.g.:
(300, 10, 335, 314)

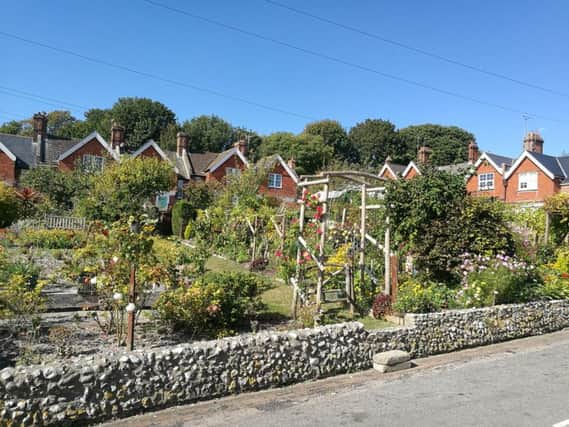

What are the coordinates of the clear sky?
(1, 1, 568, 158)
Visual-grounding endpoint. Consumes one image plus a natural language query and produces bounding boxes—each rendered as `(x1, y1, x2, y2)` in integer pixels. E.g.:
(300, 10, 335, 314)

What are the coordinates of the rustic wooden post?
(384, 216, 391, 296)
(280, 215, 286, 253)
(292, 193, 306, 320)
(315, 178, 329, 319)
(359, 184, 367, 288)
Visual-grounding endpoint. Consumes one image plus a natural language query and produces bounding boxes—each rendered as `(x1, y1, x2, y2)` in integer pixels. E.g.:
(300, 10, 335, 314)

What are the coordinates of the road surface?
(104, 329, 569, 427)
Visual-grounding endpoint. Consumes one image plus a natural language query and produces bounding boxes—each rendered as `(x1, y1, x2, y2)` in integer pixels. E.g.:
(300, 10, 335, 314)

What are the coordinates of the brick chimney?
(176, 132, 188, 157)
(234, 138, 247, 156)
(287, 157, 296, 169)
(418, 146, 432, 164)
(523, 131, 544, 154)
(468, 140, 480, 163)
(33, 112, 48, 163)
(110, 121, 125, 153)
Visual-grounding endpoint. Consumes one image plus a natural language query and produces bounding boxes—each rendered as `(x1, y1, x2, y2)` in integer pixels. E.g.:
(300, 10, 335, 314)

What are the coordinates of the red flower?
(275, 250, 283, 258)
(561, 272, 569, 279)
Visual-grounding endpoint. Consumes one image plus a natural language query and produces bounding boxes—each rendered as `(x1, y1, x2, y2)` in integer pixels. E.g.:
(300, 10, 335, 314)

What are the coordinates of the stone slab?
(373, 361, 412, 373)
(373, 350, 410, 366)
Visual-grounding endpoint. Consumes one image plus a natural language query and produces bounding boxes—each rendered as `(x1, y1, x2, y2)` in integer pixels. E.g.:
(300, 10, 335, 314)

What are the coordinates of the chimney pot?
(418, 146, 432, 164)
(523, 131, 544, 154)
(110, 121, 125, 152)
(234, 138, 248, 156)
(287, 157, 296, 169)
(32, 112, 48, 163)
(176, 132, 188, 157)
(468, 140, 480, 163)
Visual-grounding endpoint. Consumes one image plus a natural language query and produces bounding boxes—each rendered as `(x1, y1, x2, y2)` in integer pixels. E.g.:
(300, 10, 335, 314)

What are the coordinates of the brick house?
(256, 154, 299, 204)
(465, 151, 514, 201)
(378, 156, 406, 180)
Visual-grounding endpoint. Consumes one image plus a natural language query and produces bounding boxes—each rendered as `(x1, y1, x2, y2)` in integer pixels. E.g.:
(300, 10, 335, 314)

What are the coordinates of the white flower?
(90, 276, 97, 285)
(113, 292, 123, 301)
(112, 256, 119, 263)
(125, 303, 136, 313)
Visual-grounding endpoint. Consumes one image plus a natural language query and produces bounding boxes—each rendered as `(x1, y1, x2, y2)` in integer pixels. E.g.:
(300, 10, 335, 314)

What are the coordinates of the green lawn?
(205, 255, 394, 330)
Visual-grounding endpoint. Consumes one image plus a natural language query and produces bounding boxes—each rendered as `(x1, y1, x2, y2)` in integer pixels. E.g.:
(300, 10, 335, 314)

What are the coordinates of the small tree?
(0, 182, 20, 228)
(77, 157, 174, 222)
(171, 200, 193, 237)
(544, 193, 569, 245)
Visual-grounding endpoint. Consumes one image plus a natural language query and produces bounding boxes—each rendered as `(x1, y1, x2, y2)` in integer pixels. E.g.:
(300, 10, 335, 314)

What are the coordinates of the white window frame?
(268, 173, 283, 189)
(518, 171, 538, 191)
(478, 172, 494, 191)
(225, 167, 241, 176)
(82, 154, 105, 171)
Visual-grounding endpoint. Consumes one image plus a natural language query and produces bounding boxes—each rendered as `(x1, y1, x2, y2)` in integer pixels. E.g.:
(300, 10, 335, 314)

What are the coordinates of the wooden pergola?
(290, 170, 393, 322)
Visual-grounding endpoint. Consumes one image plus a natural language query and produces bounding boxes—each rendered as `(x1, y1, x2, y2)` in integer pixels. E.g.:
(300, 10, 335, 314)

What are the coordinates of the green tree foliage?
(0, 182, 20, 228)
(384, 169, 514, 281)
(109, 98, 176, 151)
(171, 200, 193, 237)
(259, 132, 333, 175)
(20, 167, 90, 213)
(45, 111, 79, 138)
(398, 124, 474, 166)
(348, 119, 403, 168)
(304, 119, 356, 162)
(0, 120, 23, 135)
(158, 122, 182, 151)
(544, 193, 569, 244)
(77, 157, 174, 222)
(181, 115, 234, 153)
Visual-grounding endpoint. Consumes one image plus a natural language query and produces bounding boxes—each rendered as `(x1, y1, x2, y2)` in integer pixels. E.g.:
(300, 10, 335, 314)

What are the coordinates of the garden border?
(1, 299, 569, 425)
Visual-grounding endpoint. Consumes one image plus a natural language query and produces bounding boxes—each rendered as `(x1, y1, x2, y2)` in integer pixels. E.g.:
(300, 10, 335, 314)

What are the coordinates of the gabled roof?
(188, 152, 219, 176)
(0, 141, 16, 161)
(45, 138, 80, 164)
(0, 133, 34, 167)
(204, 146, 249, 173)
(57, 131, 119, 162)
(437, 161, 472, 174)
(379, 162, 406, 179)
(473, 152, 514, 175)
(401, 161, 421, 178)
(558, 156, 569, 184)
(256, 154, 299, 184)
(504, 150, 567, 181)
(132, 139, 171, 163)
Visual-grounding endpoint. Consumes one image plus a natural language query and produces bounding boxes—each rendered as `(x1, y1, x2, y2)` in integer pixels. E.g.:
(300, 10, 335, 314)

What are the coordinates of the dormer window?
(518, 172, 538, 191)
(268, 173, 283, 189)
(82, 154, 105, 171)
(478, 173, 494, 191)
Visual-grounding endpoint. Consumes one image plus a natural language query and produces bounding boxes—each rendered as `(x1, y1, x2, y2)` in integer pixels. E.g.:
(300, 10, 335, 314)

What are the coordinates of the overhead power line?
(264, 0, 569, 100)
(0, 31, 316, 122)
(0, 85, 89, 111)
(141, 0, 569, 125)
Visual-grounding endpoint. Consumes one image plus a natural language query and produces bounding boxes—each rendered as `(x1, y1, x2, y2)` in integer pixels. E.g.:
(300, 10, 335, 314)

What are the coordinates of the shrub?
(538, 269, 569, 300)
(456, 253, 541, 308)
(18, 229, 85, 249)
(155, 271, 265, 337)
(553, 247, 569, 274)
(371, 293, 391, 319)
(171, 200, 193, 237)
(0, 182, 20, 228)
(393, 279, 452, 313)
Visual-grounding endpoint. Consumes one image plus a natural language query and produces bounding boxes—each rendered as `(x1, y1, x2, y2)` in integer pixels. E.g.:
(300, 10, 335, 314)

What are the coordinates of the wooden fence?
(17, 215, 87, 231)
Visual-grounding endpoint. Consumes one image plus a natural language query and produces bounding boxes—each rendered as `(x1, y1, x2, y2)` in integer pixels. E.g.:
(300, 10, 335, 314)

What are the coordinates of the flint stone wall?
(2, 300, 569, 425)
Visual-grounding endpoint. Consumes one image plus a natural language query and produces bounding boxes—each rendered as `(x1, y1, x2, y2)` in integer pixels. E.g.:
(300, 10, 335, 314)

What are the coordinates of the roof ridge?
(556, 157, 568, 179)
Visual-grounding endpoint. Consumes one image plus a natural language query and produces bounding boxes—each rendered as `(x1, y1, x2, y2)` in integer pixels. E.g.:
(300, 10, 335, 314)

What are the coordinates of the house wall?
(58, 138, 113, 172)
(466, 161, 505, 200)
(0, 152, 16, 185)
(206, 154, 246, 182)
(505, 157, 560, 204)
(379, 168, 397, 180)
(137, 145, 162, 160)
(259, 162, 297, 203)
(561, 186, 569, 194)
(404, 167, 419, 180)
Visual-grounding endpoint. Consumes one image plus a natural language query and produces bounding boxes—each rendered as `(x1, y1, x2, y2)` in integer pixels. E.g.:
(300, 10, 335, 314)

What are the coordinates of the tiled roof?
(556, 156, 569, 184)
(45, 138, 79, 165)
(531, 152, 566, 178)
(188, 152, 219, 175)
(486, 153, 514, 168)
(386, 162, 406, 176)
(0, 133, 35, 167)
(437, 161, 472, 174)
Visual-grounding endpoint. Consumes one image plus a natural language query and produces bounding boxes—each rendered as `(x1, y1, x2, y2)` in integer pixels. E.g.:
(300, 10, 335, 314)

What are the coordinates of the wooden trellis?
(291, 170, 392, 323)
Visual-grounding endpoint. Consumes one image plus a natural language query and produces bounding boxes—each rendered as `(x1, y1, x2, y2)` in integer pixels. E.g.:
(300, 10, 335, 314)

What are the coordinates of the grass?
(205, 254, 395, 330)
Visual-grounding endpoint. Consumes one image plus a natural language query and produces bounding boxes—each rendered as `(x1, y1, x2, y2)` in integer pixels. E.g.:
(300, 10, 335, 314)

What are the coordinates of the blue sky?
(1, 1, 568, 157)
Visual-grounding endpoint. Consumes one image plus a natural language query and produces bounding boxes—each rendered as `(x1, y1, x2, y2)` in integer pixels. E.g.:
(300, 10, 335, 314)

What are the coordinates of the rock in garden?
(372, 350, 410, 366)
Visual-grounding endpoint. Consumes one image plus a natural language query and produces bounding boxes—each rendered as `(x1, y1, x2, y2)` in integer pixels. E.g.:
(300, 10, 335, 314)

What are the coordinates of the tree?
(181, 115, 234, 153)
(77, 157, 175, 222)
(348, 119, 403, 168)
(0, 182, 20, 228)
(46, 111, 78, 137)
(109, 98, 177, 151)
(398, 124, 474, 166)
(0, 120, 23, 135)
(158, 122, 182, 152)
(20, 166, 91, 213)
(304, 119, 356, 161)
(259, 132, 333, 175)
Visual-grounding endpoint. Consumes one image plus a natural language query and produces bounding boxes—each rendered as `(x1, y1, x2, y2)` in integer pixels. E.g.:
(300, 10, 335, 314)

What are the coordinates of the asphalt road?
(104, 330, 569, 427)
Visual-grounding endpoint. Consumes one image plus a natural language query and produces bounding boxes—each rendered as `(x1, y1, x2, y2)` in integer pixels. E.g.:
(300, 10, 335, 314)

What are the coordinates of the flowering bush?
(393, 278, 453, 313)
(155, 271, 266, 338)
(456, 252, 540, 308)
(18, 228, 85, 249)
(371, 293, 391, 319)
